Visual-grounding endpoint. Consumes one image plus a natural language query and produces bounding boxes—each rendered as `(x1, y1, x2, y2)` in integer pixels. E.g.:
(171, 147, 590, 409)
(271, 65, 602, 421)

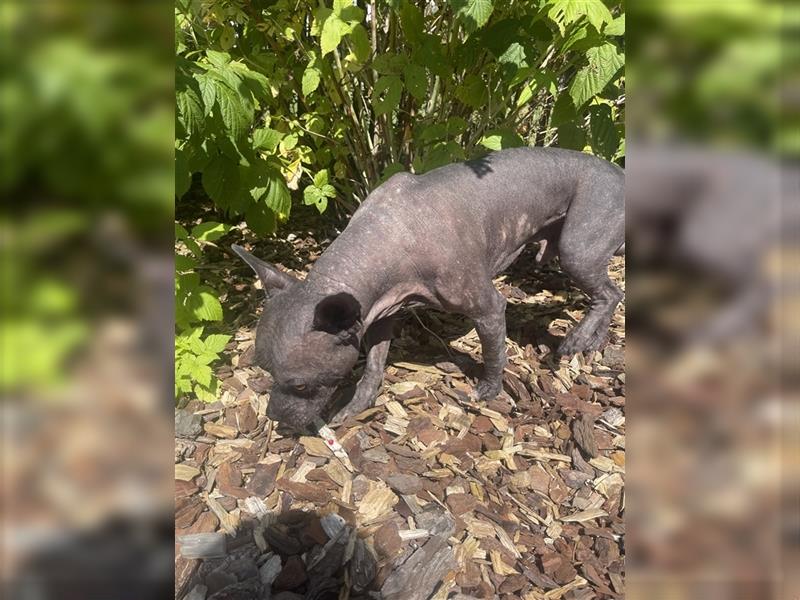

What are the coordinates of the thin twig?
(410, 309, 453, 359)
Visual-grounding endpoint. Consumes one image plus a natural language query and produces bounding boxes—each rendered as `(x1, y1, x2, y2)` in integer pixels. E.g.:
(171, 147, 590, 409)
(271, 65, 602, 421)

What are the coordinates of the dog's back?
(347, 147, 622, 278)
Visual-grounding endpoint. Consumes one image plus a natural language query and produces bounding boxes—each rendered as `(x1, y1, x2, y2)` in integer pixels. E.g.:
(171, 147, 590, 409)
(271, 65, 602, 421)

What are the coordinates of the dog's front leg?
(332, 318, 394, 423)
(472, 290, 508, 401)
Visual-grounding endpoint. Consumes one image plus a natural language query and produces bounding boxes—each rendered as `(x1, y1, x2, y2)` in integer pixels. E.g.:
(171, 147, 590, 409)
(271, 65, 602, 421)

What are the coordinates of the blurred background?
(0, 1, 797, 599)
(626, 1, 797, 599)
(1, 1, 175, 598)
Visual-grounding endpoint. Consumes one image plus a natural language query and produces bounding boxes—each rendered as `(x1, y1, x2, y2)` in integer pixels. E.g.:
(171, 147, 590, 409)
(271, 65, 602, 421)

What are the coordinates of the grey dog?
(234, 147, 624, 432)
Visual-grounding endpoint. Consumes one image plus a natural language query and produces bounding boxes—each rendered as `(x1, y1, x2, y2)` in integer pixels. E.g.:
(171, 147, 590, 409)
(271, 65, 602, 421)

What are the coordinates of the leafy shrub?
(176, 0, 625, 230)
(175, 222, 232, 401)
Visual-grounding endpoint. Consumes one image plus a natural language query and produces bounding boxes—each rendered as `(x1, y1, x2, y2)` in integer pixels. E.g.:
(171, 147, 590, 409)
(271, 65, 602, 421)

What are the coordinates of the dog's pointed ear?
(232, 244, 297, 296)
(313, 293, 362, 341)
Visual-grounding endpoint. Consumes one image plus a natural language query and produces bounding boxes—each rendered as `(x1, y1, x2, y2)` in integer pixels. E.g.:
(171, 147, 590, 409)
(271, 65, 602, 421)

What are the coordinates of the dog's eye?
(293, 384, 307, 392)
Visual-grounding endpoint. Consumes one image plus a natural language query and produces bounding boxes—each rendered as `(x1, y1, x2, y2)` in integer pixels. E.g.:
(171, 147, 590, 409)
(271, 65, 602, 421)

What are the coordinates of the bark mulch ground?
(175, 230, 625, 600)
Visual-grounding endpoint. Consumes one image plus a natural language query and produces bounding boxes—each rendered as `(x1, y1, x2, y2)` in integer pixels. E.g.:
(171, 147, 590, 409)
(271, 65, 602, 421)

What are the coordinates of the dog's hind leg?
(556, 177, 624, 355)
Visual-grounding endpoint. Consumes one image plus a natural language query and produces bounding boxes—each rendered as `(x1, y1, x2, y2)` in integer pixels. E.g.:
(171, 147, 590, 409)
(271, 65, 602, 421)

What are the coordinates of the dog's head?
(232, 245, 362, 432)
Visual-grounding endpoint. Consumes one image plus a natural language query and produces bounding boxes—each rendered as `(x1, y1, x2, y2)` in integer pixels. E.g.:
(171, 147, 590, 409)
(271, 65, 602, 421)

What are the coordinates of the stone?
(273, 555, 307, 591)
(176, 409, 203, 438)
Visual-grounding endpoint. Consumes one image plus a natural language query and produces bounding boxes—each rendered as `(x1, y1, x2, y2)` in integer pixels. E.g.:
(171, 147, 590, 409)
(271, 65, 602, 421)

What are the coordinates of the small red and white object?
(315, 418, 355, 472)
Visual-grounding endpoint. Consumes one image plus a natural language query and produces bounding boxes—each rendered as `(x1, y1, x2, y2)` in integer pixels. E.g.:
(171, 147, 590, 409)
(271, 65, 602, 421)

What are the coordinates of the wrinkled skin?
(235, 147, 624, 433)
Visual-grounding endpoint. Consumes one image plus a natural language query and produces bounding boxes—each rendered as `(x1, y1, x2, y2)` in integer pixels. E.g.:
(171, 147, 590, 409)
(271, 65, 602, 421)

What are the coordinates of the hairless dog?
(234, 147, 624, 432)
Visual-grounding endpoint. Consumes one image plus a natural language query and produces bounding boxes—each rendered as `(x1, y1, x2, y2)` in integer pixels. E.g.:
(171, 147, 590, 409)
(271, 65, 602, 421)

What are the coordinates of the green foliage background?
(175, 0, 625, 403)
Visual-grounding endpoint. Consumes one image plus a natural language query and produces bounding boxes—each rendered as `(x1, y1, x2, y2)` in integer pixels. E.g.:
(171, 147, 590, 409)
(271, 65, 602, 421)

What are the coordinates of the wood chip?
(561, 508, 608, 523)
(299, 435, 333, 458)
(175, 463, 201, 481)
(203, 423, 238, 439)
(357, 485, 399, 524)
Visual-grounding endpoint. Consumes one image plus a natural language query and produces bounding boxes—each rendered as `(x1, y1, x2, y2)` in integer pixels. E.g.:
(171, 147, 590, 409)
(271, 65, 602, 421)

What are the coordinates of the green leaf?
(191, 222, 233, 242)
(245, 161, 290, 220)
(498, 42, 527, 69)
(557, 121, 586, 150)
(380, 163, 406, 183)
(416, 117, 467, 143)
(220, 25, 235, 50)
(175, 222, 189, 241)
(303, 185, 328, 213)
(550, 93, 576, 127)
(516, 84, 534, 107)
(265, 172, 292, 218)
(192, 289, 223, 321)
(403, 64, 428, 101)
(478, 128, 524, 151)
(311, 7, 333, 36)
(547, 0, 613, 35)
(320, 184, 336, 198)
(196, 73, 216, 115)
(302, 66, 321, 96)
(192, 363, 213, 388)
(413, 141, 466, 173)
(453, 0, 494, 33)
(177, 88, 204, 137)
(321, 14, 349, 56)
(229, 62, 270, 98)
(372, 53, 407, 75)
(175, 254, 197, 272)
(304, 185, 323, 204)
(202, 154, 240, 206)
(372, 76, 403, 115)
(605, 14, 625, 36)
(399, 0, 425, 45)
(253, 128, 284, 151)
(589, 104, 619, 160)
(194, 378, 219, 402)
(568, 43, 624, 109)
(203, 334, 231, 354)
(245, 202, 277, 235)
(349, 24, 371, 63)
(614, 137, 626, 161)
(176, 147, 191, 199)
(338, 4, 364, 23)
(280, 133, 298, 153)
(215, 81, 253, 140)
(455, 74, 488, 108)
(313, 170, 329, 187)
(206, 50, 231, 69)
(195, 352, 219, 366)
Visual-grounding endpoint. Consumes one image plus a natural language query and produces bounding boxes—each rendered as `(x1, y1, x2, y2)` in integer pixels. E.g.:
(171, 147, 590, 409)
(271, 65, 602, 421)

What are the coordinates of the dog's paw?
(329, 386, 377, 426)
(558, 328, 608, 356)
(475, 378, 502, 401)
(556, 333, 583, 356)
